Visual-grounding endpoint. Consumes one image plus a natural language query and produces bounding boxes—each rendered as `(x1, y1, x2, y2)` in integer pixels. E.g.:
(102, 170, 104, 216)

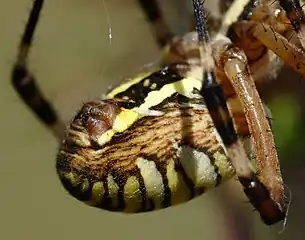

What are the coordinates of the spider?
(11, 0, 305, 227)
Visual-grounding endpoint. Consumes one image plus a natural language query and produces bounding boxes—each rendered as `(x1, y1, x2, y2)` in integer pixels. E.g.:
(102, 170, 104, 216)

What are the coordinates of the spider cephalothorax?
(12, 0, 305, 226)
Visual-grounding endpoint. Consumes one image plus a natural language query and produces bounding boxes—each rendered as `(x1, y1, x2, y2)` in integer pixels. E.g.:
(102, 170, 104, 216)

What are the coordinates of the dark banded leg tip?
(239, 175, 286, 225)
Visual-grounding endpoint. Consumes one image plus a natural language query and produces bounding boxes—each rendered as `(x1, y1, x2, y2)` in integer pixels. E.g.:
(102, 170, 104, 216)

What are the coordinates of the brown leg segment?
(230, 1, 305, 77)
(191, 0, 285, 225)
(252, 22, 305, 76)
(11, 0, 65, 140)
(212, 40, 286, 225)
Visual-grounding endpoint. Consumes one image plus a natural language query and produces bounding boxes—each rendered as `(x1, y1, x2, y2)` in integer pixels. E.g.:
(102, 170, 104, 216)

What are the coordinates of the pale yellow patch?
(97, 130, 116, 146)
(227, 97, 243, 114)
(107, 174, 119, 208)
(64, 172, 77, 187)
(213, 151, 236, 182)
(87, 181, 105, 206)
(136, 158, 164, 209)
(178, 146, 218, 189)
(134, 77, 202, 113)
(143, 79, 150, 87)
(150, 83, 157, 90)
(112, 108, 140, 132)
(97, 108, 140, 146)
(123, 176, 142, 213)
(166, 160, 190, 206)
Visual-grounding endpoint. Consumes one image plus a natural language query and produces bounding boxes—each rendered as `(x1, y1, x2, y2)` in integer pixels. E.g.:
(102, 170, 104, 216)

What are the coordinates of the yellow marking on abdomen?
(63, 172, 78, 187)
(97, 108, 140, 146)
(107, 174, 120, 208)
(177, 146, 218, 189)
(87, 181, 105, 206)
(106, 72, 152, 99)
(136, 157, 164, 209)
(123, 176, 142, 213)
(213, 151, 235, 183)
(166, 160, 191, 205)
(134, 78, 202, 113)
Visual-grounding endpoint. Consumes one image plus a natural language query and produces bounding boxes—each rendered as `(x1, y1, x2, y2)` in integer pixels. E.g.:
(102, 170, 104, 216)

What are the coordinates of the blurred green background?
(1, 0, 305, 239)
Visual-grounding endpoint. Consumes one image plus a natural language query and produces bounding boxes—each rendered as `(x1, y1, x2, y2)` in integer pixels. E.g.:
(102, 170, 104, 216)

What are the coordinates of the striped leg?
(191, 0, 286, 225)
(11, 0, 64, 140)
(213, 41, 287, 225)
(137, 0, 173, 48)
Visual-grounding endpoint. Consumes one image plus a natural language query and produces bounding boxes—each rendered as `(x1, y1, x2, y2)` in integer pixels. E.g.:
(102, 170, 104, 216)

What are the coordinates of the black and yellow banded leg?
(11, 0, 64, 140)
(235, 0, 305, 77)
(216, 42, 287, 224)
(204, 56, 286, 226)
(191, 0, 286, 225)
(137, 0, 173, 48)
(200, 70, 286, 226)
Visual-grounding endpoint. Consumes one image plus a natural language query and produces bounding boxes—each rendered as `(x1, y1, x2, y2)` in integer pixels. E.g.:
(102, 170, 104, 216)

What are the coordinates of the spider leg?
(137, 0, 173, 48)
(227, 1, 305, 78)
(252, 22, 305, 76)
(212, 40, 286, 224)
(11, 0, 65, 140)
(279, 0, 305, 49)
(191, 0, 286, 225)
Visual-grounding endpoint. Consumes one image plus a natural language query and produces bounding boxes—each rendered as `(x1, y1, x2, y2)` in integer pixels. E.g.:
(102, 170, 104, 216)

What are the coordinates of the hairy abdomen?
(56, 102, 236, 213)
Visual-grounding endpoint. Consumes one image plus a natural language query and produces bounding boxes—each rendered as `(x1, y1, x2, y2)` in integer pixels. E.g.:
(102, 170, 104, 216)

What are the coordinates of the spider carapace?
(13, 0, 305, 226)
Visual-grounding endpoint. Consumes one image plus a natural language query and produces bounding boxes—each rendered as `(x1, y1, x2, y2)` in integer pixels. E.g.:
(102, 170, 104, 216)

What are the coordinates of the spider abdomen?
(56, 99, 236, 213)
(55, 63, 246, 212)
